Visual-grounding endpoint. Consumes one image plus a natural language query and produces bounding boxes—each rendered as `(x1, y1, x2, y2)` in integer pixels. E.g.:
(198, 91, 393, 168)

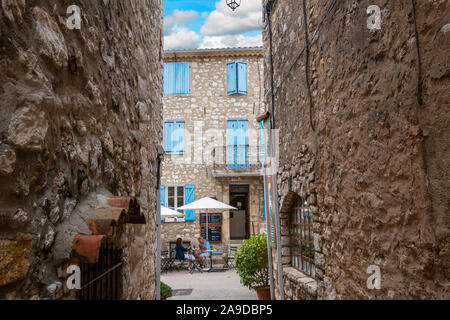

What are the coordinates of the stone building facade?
(0, 0, 163, 300)
(263, 0, 449, 299)
(161, 47, 266, 257)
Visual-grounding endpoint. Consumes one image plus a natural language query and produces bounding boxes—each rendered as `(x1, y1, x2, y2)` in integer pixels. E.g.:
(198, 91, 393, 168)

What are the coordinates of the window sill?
(283, 267, 317, 297)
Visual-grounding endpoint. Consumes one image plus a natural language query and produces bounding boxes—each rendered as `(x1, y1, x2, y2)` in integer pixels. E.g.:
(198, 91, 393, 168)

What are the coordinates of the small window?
(165, 121, 185, 154)
(161, 185, 195, 222)
(166, 186, 184, 212)
(164, 62, 190, 95)
(290, 199, 315, 277)
(227, 61, 247, 95)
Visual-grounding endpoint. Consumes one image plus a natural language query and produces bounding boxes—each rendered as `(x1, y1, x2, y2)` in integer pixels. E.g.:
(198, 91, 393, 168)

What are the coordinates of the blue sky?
(163, 0, 263, 50)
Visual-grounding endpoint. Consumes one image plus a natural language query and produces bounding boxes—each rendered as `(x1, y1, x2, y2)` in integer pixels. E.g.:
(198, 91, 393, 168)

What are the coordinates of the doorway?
(229, 184, 250, 240)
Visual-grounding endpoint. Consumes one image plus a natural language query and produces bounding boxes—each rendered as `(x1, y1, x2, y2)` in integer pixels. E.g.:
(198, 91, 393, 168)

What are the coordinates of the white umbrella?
(161, 206, 185, 218)
(178, 197, 237, 246)
(177, 197, 237, 211)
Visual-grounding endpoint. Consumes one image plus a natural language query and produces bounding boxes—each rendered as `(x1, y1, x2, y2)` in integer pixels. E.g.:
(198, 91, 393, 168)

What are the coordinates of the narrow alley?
(0, 0, 448, 304)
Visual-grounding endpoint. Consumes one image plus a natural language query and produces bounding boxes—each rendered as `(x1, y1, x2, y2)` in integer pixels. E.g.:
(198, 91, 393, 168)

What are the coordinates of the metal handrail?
(212, 145, 263, 170)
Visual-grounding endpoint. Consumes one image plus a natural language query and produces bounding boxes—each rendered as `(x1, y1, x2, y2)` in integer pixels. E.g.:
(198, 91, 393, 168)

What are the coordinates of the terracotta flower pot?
(255, 286, 271, 300)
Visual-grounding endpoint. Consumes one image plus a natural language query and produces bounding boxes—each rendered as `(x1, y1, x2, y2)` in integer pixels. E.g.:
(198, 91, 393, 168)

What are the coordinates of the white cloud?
(164, 10, 199, 35)
(201, 0, 262, 36)
(164, 26, 202, 50)
(199, 34, 262, 49)
(163, 2, 263, 50)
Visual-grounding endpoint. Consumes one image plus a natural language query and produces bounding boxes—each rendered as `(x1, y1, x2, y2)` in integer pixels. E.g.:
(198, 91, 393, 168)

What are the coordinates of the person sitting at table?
(197, 237, 209, 268)
(175, 238, 195, 270)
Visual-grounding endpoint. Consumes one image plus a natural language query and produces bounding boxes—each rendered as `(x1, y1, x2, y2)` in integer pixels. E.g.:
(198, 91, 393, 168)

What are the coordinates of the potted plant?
(160, 281, 173, 300)
(235, 234, 271, 300)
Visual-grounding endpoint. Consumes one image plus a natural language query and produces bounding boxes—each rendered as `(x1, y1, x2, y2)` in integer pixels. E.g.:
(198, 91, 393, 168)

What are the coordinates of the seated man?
(197, 237, 209, 268)
(175, 238, 195, 270)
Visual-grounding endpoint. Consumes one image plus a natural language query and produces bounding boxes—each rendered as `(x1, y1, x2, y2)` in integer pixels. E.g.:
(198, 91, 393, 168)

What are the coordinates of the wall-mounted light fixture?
(226, 0, 241, 11)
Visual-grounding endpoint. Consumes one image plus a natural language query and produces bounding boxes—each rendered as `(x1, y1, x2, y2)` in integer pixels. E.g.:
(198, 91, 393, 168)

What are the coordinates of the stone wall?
(161, 49, 266, 254)
(0, 0, 162, 300)
(263, 0, 449, 299)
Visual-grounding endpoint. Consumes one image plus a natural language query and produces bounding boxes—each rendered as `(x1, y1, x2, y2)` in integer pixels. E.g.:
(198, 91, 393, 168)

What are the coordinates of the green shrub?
(235, 234, 269, 290)
(160, 281, 173, 300)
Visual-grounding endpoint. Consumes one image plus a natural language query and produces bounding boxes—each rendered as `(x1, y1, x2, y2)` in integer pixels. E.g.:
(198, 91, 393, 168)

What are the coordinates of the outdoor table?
(204, 250, 224, 272)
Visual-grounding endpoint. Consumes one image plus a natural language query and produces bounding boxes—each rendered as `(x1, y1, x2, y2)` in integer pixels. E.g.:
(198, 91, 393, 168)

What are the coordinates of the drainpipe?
(155, 145, 165, 300)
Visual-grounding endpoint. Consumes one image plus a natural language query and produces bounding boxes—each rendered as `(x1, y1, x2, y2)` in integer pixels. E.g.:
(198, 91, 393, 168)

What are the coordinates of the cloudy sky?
(164, 0, 263, 50)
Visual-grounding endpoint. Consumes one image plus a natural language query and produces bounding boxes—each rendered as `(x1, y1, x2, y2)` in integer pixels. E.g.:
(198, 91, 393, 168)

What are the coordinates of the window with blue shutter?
(165, 121, 184, 154)
(164, 62, 190, 95)
(228, 120, 249, 170)
(184, 185, 195, 222)
(227, 61, 247, 95)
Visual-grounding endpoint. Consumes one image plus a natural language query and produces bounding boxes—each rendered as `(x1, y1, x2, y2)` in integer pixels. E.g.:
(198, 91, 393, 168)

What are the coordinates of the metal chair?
(225, 246, 238, 269)
(161, 250, 172, 273)
(172, 248, 188, 270)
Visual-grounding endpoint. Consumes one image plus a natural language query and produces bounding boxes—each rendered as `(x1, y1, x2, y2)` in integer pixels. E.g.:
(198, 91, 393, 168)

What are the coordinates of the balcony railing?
(212, 146, 263, 172)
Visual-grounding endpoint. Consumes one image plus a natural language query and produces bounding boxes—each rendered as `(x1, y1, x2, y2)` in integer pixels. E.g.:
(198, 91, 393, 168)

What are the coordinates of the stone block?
(0, 233, 34, 286)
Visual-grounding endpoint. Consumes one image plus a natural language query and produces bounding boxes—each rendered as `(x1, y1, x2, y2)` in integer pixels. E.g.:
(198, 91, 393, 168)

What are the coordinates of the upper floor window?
(164, 62, 190, 95)
(165, 121, 185, 154)
(227, 61, 247, 95)
(290, 199, 315, 277)
(227, 119, 249, 170)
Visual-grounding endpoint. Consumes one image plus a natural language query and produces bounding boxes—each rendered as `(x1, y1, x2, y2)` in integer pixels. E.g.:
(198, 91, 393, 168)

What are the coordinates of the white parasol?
(161, 206, 185, 218)
(177, 197, 237, 243)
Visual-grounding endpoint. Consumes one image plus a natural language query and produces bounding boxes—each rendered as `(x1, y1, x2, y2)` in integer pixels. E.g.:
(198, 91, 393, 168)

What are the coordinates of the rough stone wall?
(264, 0, 449, 299)
(0, 0, 162, 300)
(161, 51, 266, 254)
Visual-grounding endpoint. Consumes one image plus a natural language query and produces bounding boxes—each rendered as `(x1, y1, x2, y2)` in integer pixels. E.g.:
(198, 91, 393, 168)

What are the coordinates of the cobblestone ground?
(161, 270, 257, 300)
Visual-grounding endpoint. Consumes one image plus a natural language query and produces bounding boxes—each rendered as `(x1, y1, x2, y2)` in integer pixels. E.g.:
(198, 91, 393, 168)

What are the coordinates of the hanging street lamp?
(226, 0, 241, 11)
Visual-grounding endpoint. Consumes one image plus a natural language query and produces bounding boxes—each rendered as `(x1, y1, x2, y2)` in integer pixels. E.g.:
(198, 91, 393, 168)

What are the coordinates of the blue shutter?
(237, 120, 249, 169)
(228, 120, 238, 169)
(164, 63, 189, 95)
(166, 121, 184, 154)
(173, 121, 185, 154)
(164, 63, 175, 95)
(227, 62, 238, 95)
(237, 62, 247, 94)
(184, 185, 195, 221)
(165, 122, 174, 153)
(228, 120, 249, 170)
(175, 62, 190, 94)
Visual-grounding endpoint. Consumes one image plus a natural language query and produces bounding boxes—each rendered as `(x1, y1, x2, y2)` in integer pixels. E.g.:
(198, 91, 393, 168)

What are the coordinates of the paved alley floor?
(161, 270, 258, 300)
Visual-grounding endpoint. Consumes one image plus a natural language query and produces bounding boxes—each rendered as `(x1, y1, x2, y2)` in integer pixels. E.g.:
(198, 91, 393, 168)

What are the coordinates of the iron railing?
(212, 146, 263, 171)
(290, 201, 315, 278)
